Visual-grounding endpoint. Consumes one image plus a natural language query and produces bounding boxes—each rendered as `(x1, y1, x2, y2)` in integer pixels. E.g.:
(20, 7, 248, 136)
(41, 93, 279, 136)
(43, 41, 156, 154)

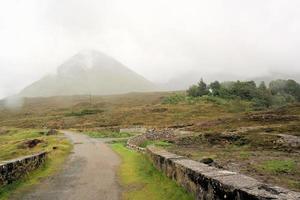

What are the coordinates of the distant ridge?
(19, 50, 158, 97)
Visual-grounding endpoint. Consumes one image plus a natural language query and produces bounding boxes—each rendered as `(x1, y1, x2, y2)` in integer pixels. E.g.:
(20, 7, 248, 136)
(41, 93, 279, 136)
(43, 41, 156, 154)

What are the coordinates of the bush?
(65, 109, 103, 116)
(162, 94, 185, 104)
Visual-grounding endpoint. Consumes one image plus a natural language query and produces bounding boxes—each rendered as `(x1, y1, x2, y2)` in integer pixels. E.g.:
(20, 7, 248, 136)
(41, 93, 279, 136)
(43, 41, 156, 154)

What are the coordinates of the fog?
(1, 0, 300, 98)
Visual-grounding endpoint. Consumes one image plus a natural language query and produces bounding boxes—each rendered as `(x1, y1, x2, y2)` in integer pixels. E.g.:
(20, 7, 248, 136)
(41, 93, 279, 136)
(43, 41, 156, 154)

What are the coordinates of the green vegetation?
(162, 93, 185, 104)
(187, 79, 300, 109)
(0, 129, 67, 161)
(0, 129, 72, 199)
(258, 160, 297, 174)
(65, 109, 103, 116)
(111, 143, 193, 200)
(84, 130, 133, 138)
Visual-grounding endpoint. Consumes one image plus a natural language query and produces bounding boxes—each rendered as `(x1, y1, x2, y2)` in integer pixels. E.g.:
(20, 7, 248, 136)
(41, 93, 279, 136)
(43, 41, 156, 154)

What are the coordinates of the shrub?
(162, 94, 185, 104)
(65, 109, 103, 116)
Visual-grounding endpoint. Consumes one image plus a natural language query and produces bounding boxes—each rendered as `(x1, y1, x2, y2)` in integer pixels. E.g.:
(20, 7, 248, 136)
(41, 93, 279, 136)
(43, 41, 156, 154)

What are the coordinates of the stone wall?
(147, 146, 300, 200)
(126, 132, 300, 199)
(126, 134, 147, 152)
(0, 152, 47, 187)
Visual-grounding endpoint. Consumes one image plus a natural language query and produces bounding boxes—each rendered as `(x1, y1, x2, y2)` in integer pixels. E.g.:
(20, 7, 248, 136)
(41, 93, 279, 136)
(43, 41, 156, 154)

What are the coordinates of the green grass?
(258, 159, 297, 174)
(111, 143, 193, 200)
(0, 129, 66, 161)
(139, 140, 173, 148)
(0, 129, 72, 199)
(84, 131, 133, 138)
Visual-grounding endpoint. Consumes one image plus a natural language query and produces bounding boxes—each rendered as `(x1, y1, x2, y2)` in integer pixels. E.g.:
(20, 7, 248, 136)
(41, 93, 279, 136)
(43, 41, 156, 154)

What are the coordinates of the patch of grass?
(0, 129, 63, 161)
(65, 109, 103, 117)
(85, 131, 133, 138)
(111, 143, 193, 200)
(162, 93, 186, 104)
(0, 129, 72, 199)
(139, 140, 173, 148)
(258, 159, 297, 174)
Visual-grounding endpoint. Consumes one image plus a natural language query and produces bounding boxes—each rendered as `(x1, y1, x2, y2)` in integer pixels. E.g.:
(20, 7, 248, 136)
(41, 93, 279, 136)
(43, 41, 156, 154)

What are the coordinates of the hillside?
(19, 50, 158, 97)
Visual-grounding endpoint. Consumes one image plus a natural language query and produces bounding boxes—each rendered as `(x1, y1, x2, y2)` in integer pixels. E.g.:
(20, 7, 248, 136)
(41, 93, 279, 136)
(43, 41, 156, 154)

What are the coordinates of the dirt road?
(13, 131, 121, 200)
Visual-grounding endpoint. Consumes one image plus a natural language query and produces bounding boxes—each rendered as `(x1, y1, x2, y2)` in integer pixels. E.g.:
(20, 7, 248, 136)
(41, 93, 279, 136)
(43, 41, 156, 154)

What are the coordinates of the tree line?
(187, 79, 300, 108)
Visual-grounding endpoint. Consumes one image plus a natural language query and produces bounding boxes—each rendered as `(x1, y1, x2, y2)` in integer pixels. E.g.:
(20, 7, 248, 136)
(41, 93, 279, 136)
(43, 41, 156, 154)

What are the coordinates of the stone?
(46, 129, 58, 135)
(20, 139, 43, 149)
(199, 158, 214, 165)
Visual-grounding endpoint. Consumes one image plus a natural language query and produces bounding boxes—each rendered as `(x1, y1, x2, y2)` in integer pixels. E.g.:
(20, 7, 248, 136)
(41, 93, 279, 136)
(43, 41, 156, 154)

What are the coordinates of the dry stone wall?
(0, 152, 47, 187)
(127, 131, 300, 200)
(146, 146, 300, 200)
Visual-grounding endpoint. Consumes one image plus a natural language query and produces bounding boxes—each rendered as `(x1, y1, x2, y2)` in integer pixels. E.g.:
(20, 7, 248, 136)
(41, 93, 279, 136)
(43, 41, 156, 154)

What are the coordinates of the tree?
(256, 81, 272, 107)
(269, 79, 287, 95)
(285, 80, 300, 101)
(186, 78, 209, 97)
(230, 81, 257, 100)
(187, 85, 199, 97)
(209, 81, 221, 96)
(258, 81, 267, 91)
(197, 78, 209, 96)
(269, 79, 300, 102)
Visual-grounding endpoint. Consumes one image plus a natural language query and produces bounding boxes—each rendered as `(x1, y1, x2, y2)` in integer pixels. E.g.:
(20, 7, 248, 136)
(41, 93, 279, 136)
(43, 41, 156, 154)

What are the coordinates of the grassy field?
(0, 92, 249, 129)
(0, 129, 72, 199)
(0, 92, 299, 192)
(111, 143, 193, 200)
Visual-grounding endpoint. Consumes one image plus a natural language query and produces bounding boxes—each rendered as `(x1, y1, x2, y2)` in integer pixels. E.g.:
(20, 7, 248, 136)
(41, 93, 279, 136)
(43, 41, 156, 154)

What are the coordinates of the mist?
(1, 0, 300, 98)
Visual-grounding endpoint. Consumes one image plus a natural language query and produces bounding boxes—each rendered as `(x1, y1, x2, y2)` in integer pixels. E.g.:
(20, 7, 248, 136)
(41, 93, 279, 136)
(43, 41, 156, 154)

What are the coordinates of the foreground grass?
(111, 143, 193, 200)
(0, 129, 72, 199)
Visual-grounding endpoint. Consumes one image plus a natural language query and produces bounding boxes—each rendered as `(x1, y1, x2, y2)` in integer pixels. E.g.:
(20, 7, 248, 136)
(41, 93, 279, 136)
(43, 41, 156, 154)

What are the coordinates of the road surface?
(12, 131, 121, 200)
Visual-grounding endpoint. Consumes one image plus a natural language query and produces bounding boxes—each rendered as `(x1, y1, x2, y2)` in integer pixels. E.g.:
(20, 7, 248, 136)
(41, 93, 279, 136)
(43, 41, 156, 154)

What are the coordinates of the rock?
(0, 128, 9, 135)
(46, 129, 58, 135)
(20, 139, 43, 148)
(199, 157, 214, 164)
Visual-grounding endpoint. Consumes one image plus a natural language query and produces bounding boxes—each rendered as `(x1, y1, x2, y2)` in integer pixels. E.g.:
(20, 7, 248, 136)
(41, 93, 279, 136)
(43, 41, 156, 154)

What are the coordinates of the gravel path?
(12, 130, 121, 200)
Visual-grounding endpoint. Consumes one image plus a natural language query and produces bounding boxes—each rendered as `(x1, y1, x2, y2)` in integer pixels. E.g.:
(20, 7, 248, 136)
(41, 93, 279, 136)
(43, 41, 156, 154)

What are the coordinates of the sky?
(0, 0, 300, 98)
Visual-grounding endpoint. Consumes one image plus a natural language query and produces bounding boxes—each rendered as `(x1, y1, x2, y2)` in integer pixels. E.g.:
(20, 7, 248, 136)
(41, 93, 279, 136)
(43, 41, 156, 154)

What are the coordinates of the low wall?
(127, 134, 147, 152)
(0, 152, 47, 187)
(126, 128, 176, 152)
(147, 146, 300, 200)
(120, 127, 147, 134)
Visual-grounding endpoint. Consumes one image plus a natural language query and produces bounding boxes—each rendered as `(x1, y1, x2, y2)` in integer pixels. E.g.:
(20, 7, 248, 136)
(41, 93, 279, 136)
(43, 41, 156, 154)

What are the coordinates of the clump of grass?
(0, 129, 72, 199)
(111, 143, 193, 200)
(259, 159, 297, 174)
(85, 131, 133, 138)
(65, 109, 103, 116)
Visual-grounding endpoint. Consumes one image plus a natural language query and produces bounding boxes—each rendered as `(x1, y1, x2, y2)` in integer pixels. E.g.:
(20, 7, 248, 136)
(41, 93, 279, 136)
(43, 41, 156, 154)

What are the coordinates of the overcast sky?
(0, 0, 300, 98)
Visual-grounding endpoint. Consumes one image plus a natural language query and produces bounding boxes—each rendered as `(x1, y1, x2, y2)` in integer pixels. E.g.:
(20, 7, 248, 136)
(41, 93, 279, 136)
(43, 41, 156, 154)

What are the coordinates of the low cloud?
(0, 0, 300, 98)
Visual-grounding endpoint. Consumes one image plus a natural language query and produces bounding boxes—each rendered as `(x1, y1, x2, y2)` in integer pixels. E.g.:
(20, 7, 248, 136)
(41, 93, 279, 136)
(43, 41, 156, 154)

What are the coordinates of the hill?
(19, 50, 158, 97)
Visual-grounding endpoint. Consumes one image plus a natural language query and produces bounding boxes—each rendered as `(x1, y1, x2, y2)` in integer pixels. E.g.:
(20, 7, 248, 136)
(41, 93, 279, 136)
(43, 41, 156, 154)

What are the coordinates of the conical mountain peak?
(19, 50, 158, 97)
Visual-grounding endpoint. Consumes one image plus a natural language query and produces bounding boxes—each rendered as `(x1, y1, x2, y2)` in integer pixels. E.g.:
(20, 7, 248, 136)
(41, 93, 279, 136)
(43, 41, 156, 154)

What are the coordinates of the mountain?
(19, 50, 158, 97)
